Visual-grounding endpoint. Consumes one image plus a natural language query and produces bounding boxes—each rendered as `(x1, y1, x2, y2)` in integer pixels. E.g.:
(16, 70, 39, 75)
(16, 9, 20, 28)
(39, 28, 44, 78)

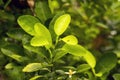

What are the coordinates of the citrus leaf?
(17, 15, 40, 36)
(95, 53, 117, 77)
(30, 75, 43, 80)
(63, 44, 96, 68)
(77, 64, 91, 73)
(30, 36, 49, 46)
(113, 73, 120, 80)
(54, 14, 71, 35)
(53, 49, 67, 62)
(61, 35, 78, 45)
(34, 23, 52, 47)
(22, 63, 42, 72)
(1, 48, 24, 62)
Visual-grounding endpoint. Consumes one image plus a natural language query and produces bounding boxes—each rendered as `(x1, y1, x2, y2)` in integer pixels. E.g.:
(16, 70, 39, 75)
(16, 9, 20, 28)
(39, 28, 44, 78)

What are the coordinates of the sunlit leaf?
(29, 75, 43, 80)
(61, 35, 78, 45)
(22, 63, 42, 72)
(63, 44, 96, 68)
(30, 36, 49, 46)
(5, 63, 14, 69)
(17, 15, 40, 36)
(34, 23, 52, 47)
(54, 14, 71, 35)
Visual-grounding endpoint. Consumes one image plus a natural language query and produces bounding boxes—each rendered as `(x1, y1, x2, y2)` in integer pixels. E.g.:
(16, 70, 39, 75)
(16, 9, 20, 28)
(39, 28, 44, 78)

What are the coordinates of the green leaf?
(77, 64, 91, 73)
(62, 44, 96, 68)
(29, 75, 43, 80)
(17, 15, 40, 36)
(83, 51, 96, 68)
(95, 53, 117, 77)
(5, 63, 14, 69)
(1, 48, 24, 62)
(49, 12, 65, 42)
(34, 23, 52, 47)
(23, 44, 47, 58)
(54, 14, 71, 35)
(113, 73, 120, 80)
(22, 63, 42, 72)
(35, 1, 51, 23)
(62, 44, 85, 57)
(30, 36, 49, 46)
(7, 28, 26, 41)
(61, 35, 78, 45)
(53, 49, 67, 62)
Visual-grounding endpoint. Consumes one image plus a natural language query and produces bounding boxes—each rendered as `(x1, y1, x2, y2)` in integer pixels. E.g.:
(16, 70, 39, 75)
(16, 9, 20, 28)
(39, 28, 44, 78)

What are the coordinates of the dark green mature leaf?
(1, 48, 24, 62)
(7, 28, 26, 41)
(95, 53, 117, 77)
(22, 63, 42, 72)
(77, 64, 91, 73)
(53, 49, 67, 62)
(17, 15, 40, 36)
(35, 0, 51, 23)
(0, 10, 15, 21)
(113, 73, 120, 80)
(54, 14, 71, 36)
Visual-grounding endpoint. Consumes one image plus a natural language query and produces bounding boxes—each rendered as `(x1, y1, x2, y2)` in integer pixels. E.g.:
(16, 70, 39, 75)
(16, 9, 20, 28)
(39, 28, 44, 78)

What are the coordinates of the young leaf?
(22, 63, 42, 72)
(30, 36, 49, 46)
(30, 75, 43, 80)
(95, 53, 117, 77)
(61, 35, 78, 45)
(62, 44, 85, 57)
(17, 15, 40, 36)
(34, 23, 52, 46)
(54, 14, 71, 35)
(83, 51, 96, 68)
(63, 44, 96, 68)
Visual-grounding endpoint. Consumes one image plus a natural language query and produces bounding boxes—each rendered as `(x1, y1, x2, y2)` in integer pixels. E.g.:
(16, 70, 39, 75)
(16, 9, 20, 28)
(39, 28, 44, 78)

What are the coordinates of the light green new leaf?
(54, 14, 71, 35)
(62, 44, 85, 57)
(61, 35, 78, 45)
(22, 63, 42, 72)
(30, 36, 49, 47)
(63, 44, 96, 68)
(30, 75, 43, 80)
(95, 53, 117, 77)
(83, 51, 96, 68)
(17, 15, 40, 36)
(34, 23, 52, 46)
(5, 63, 15, 69)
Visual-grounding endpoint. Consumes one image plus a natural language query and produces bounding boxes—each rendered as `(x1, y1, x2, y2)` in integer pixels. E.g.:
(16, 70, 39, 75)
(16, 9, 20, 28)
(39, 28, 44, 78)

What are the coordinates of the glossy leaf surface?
(54, 14, 71, 35)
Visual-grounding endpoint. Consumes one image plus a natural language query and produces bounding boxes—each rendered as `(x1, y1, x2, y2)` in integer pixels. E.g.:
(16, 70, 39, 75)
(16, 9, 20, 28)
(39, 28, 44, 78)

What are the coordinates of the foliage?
(0, 0, 120, 80)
